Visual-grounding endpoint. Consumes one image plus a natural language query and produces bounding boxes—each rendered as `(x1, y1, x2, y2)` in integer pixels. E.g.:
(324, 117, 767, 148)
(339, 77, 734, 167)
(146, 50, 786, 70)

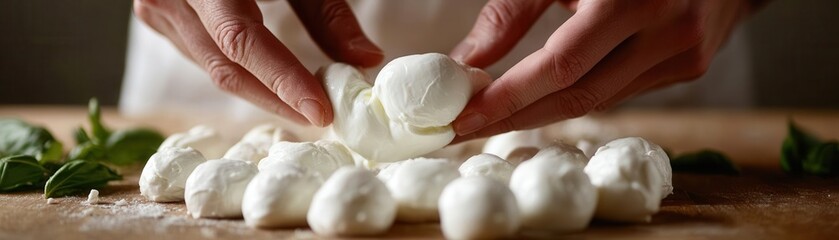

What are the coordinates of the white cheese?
(242, 162, 323, 228)
(458, 153, 514, 184)
(184, 159, 258, 218)
(257, 140, 354, 179)
(439, 176, 520, 239)
(584, 143, 664, 222)
(509, 145, 597, 232)
(139, 147, 207, 202)
(376, 158, 460, 222)
(318, 53, 490, 163)
(307, 167, 396, 237)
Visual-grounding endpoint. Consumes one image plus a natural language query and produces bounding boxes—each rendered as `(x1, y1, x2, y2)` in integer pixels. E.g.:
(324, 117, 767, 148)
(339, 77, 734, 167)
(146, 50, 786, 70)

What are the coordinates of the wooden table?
(1, 106, 838, 239)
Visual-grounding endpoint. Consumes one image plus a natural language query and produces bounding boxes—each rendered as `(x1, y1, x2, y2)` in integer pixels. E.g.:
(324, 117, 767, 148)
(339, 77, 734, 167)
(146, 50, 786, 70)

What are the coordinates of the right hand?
(133, 0, 384, 126)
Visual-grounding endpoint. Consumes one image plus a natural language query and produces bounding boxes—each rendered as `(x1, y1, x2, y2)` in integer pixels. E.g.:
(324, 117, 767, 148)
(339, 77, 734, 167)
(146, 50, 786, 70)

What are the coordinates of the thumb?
(289, 0, 384, 68)
(450, 0, 554, 68)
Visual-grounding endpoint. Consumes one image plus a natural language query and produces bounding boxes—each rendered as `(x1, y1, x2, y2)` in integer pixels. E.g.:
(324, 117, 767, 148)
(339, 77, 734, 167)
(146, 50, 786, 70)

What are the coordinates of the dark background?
(0, 0, 837, 108)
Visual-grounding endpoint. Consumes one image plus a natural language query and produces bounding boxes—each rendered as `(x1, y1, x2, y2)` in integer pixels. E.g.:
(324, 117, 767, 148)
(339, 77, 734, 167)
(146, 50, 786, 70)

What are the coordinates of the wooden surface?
(1, 106, 838, 239)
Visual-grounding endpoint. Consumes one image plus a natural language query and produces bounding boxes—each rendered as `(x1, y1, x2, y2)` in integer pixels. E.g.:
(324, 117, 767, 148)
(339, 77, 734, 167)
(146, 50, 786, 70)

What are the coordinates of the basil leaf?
(104, 128, 164, 165)
(73, 126, 91, 145)
(88, 98, 111, 145)
(44, 160, 122, 198)
(0, 155, 49, 192)
(781, 121, 823, 174)
(68, 141, 107, 161)
(0, 119, 64, 164)
(671, 150, 739, 175)
(803, 141, 838, 176)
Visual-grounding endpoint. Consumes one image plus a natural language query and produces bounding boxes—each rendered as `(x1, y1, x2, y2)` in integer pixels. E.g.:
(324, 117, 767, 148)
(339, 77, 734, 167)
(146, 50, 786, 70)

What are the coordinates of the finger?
(455, 13, 703, 140)
(453, 1, 666, 135)
(158, 0, 310, 125)
(288, 0, 383, 67)
(596, 46, 710, 110)
(186, 0, 333, 127)
(133, 0, 194, 62)
(449, 0, 554, 68)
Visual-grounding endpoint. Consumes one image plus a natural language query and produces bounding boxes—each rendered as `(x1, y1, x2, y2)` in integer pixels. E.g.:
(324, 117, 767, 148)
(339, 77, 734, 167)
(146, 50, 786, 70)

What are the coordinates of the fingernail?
(455, 112, 487, 135)
(349, 37, 383, 56)
(450, 42, 475, 62)
(298, 98, 326, 127)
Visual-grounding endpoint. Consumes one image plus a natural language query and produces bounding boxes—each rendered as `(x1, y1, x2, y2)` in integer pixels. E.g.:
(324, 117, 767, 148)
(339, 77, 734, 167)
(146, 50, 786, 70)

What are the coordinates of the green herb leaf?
(73, 126, 91, 145)
(671, 150, 739, 175)
(803, 141, 838, 176)
(0, 119, 64, 164)
(67, 141, 107, 161)
(781, 121, 823, 174)
(104, 128, 164, 165)
(44, 160, 121, 198)
(88, 98, 111, 145)
(0, 155, 49, 192)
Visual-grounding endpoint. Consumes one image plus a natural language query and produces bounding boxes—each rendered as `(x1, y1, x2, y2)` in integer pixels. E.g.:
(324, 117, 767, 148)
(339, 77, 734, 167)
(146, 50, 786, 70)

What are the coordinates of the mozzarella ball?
(159, 125, 229, 159)
(242, 162, 323, 228)
(373, 53, 490, 128)
(318, 54, 490, 163)
(224, 124, 299, 164)
(184, 159, 258, 218)
(585, 145, 663, 222)
(257, 140, 354, 179)
(139, 147, 207, 202)
(505, 147, 540, 165)
(307, 167, 396, 237)
(510, 146, 597, 232)
(458, 153, 514, 184)
(530, 143, 589, 166)
(376, 158, 460, 222)
(482, 129, 550, 162)
(439, 177, 520, 240)
(597, 137, 672, 198)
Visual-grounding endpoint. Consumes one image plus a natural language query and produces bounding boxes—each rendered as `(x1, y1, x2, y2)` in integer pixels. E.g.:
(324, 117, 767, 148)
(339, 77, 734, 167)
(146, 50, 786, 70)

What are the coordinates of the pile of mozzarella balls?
(138, 53, 673, 239)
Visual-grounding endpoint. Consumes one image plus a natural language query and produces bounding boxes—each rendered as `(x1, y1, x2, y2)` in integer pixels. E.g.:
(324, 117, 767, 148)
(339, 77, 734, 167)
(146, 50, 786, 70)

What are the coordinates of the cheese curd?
(482, 129, 550, 164)
(242, 162, 322, 228)
(257, 140, 354, 179)
(377, 158, 460, 222)
(585, 144, 663, 222)
(184, 159, 258, 218)
(509, 145, 597, 232)
(597, 137, 673, 198)
(458, 153, 515, 184)
(318, 53, 490, 163)
(139, 147, 207, 202)
(307, 167, 396, 236)
(439, 177, 520, 240)
(223, 124, 298, 163)
(159, 125, 229, 159)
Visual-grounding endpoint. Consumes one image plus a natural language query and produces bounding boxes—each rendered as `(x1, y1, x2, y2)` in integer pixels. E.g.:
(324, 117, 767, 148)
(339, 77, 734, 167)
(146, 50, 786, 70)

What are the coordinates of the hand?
(133, 0, 383, 126)
(449, 0, 755, 142)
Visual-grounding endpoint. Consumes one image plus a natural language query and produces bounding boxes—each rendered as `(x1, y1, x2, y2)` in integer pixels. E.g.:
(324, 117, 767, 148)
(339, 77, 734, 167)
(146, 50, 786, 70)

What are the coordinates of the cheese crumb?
(85, 189, 100, 205)
(114, 199, 129, 206)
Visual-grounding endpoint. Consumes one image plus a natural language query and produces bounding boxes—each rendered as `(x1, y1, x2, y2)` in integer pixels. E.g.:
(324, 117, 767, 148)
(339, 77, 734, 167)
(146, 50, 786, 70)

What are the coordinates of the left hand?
(449, 0, 755, 143)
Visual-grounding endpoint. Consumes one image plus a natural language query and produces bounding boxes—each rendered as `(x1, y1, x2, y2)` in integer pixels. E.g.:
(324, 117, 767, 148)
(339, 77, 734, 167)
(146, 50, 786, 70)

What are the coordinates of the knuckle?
(682, 49, 711, 79)
(320, 0, 354, 29)
(207, 59, 244, 93)
(554, 89, 598, 118)
(546, 51, 586, 90)
(676, 15, 706, 49)
(213, 19, 255, 63)
(496, 87, 527, 118)
(478, 0, 519, 32)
